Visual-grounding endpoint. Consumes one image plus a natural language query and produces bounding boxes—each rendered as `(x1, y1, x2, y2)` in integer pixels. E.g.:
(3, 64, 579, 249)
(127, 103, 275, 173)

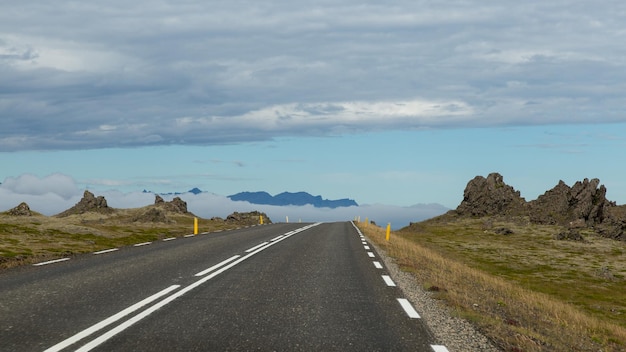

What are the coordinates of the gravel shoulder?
(368, 239, 501, 352)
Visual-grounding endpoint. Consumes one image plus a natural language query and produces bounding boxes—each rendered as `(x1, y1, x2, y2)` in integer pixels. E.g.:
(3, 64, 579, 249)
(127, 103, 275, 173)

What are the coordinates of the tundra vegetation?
(0, 192, 270, 269)
(359, 218, 626, 351)
(360, 172, 626, 351)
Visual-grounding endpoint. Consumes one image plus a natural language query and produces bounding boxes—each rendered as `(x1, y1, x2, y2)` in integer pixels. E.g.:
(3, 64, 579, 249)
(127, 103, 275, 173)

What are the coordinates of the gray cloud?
(2, 0, 626, 151)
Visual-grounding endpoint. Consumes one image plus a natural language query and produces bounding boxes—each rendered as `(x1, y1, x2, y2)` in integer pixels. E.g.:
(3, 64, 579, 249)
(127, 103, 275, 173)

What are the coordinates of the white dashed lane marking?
(33, 258, 70, 266)
(397, 298, 421, 319)
(133, 242, 152, 247)
(382, 275, 396, 287)
(93, 248, 119, 255)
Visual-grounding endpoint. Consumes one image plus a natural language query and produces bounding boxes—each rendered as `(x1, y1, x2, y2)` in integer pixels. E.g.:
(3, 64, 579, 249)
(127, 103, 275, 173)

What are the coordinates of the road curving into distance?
(0, 222, 449, 351)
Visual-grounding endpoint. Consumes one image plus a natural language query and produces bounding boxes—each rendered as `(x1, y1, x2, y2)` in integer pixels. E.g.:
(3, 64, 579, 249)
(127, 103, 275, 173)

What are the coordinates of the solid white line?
(93, 248, 118, 255)
(431, 345, 450, 352)
(163, 237, 176, 241)
(44, 285, 180, 352)
(33, 258, 70, 266)
(373, 261, 383, 269)
(195, 255, 241, 277)
(382, 275, 396, 287)
(270, 235, 284, 242)
(184, 234, 195, 238)
(245, 242, 269, 253)
(133, 242, 152, 247)
(364, 245, 370, 250)
(73, 223, 322, 352)
(397, 298, 421, 318)
(367, 252, 375, 258)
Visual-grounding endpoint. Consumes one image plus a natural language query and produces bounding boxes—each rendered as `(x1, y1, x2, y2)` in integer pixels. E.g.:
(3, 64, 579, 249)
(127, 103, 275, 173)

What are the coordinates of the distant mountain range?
(228, 191, 358, 208)
(143, 189, 358, 208)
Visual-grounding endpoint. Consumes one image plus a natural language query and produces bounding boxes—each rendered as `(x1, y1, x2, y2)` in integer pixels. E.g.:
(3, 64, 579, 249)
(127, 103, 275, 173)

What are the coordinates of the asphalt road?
(0, 222, 445, 351)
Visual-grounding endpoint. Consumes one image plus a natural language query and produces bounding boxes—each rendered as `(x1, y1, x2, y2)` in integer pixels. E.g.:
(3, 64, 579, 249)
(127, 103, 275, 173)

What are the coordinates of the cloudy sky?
(2, 1, 626, 226)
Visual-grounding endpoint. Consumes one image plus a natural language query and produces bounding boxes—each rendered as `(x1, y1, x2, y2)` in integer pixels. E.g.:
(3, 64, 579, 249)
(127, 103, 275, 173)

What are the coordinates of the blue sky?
(2, 1, 626, 226)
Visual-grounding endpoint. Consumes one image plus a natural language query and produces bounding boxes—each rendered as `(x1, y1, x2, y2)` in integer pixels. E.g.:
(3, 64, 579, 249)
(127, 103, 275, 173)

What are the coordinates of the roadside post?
(194, 217, 198, 235)
(386, 223, 391, 241)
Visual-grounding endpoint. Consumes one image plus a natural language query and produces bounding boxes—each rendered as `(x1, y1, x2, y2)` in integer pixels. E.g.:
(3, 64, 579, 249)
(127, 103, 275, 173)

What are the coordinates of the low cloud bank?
(0, 174, 448, 229)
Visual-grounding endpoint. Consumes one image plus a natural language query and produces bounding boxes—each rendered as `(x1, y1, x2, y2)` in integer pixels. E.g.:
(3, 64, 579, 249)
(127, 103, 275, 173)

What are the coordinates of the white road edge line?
(270, 235, 284, 242)
(382, 275, 396, 287)
(43, 285, 180, 352)
(367, 252, 375, 258)
(397, 298, 421, 319)
(364, 245, 370, 250)
(431, 345, 450, 352)
(373, 261, 383, 269)
(245, 242, 269, 253)
(93, 248, 119, 255)
(59, 223, 322, 352)
(194, 255, 241, 277)
(163, 237, 176, 241)
(33, 258, 70, 266)
(133, 242, 152, 247)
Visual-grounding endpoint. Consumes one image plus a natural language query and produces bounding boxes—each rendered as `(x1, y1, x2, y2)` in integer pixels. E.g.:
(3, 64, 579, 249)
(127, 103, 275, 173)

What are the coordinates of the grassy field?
(358, 215, 626, 351)
(0, 208, 251, 269)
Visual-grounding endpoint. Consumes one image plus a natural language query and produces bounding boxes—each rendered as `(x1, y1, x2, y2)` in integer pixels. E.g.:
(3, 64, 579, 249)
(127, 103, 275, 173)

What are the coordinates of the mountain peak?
(228, 191, 358, 208)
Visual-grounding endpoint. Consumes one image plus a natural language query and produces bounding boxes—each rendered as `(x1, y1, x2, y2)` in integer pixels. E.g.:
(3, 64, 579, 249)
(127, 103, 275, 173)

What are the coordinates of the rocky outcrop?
(226, 211, 271, 225)
(6, 202, 32, 216)
(56, 191, 114, 217)
(155, 196, 188, 214)
(529, 178, 613, 226)
(154, 195, 165, 204)
(454, 173, 625, 241)
(455, 173, 527, 217)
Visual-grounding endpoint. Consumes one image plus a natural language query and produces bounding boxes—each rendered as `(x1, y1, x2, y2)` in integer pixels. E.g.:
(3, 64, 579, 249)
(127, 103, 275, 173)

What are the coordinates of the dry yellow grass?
(358, 219, 626, 351)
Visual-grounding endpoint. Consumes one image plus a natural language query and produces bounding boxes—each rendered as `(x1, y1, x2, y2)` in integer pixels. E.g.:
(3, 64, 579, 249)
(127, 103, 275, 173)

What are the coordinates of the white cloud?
(1, 173, 80, 199)
(0, 174, 447, 228)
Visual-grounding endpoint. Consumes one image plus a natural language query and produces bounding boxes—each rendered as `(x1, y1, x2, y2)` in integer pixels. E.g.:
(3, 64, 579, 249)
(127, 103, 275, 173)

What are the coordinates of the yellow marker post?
(260, 215, 264, 225)
(194, 217, 198, 235)
(365, 217, 368, 225)
(386, 223, 391, 241)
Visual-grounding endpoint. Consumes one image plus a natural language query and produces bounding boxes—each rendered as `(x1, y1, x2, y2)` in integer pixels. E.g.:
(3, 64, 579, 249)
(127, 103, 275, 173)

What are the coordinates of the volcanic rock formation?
(453, 173, 625, 241)
(226, 211, 271, 225)
(529, 178, 613, 226)
(56, 190, 113, 217)
(455, 173, 527, 217)
(6, 202, 33, 216)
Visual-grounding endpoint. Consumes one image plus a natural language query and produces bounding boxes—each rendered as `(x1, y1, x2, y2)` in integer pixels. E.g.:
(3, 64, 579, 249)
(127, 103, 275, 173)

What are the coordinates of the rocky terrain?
(451, 172, 626, 241)
(0, 191, 272, 268)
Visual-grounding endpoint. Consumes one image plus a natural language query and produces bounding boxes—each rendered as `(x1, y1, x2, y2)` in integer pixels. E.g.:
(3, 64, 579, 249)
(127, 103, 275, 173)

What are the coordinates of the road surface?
(0, 222, 448, 351)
